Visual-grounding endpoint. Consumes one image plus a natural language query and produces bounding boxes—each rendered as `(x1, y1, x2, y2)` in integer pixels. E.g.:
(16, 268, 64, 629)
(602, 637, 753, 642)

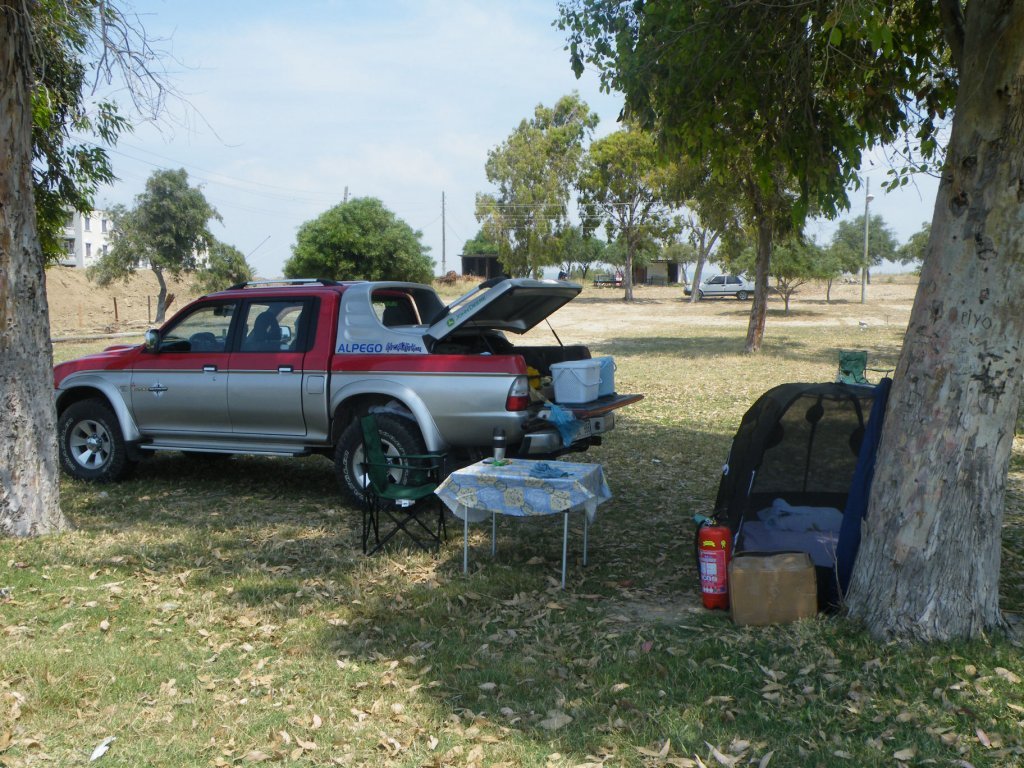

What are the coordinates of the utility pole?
(861, 179, 874, 305)
(441, 190, 447, 275)
(343, 186, 349, 204)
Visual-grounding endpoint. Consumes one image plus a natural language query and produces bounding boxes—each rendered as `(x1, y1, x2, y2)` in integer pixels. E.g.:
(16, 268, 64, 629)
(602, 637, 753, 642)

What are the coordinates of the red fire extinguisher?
(698, 522, 732, 610)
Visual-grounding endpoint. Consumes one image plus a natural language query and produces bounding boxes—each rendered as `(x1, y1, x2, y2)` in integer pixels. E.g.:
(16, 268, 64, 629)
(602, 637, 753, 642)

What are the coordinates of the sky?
(90, 0, 940, 278)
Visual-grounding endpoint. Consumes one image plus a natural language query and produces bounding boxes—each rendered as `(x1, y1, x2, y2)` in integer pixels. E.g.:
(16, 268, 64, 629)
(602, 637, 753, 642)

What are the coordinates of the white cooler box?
(550, 359, 601, 404)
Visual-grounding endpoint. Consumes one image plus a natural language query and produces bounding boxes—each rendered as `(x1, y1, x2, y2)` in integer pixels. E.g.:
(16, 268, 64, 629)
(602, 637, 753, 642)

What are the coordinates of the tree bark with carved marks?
(847, 1, 1024, 640)
(0, 1, 67, 535)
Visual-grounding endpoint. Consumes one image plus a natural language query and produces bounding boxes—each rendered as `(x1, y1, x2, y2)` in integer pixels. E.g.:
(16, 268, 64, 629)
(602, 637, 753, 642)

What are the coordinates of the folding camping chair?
(359, 414, 448, 555)
(836, 349, 893, 385)
(836, 349, 870, 384)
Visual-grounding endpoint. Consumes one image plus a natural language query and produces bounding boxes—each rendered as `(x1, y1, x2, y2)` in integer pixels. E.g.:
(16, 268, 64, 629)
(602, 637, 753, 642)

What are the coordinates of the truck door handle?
(278, 366, 294, 373)
(203, 365, 217, 372)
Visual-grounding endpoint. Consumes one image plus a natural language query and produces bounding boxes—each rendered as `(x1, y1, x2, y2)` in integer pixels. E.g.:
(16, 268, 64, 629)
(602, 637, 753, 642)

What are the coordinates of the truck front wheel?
(334, 414, 429, 506)
(58, 400, 133, 482)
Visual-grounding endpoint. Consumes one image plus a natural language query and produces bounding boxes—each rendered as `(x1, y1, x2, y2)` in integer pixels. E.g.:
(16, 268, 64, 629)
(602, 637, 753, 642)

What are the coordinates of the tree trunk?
(847, 0, 1024, 641)
(622, 241, 635, 302)
(0, 1, 68, 536)
(153, 264, 168, 322)
(826, 278, 833, 303)
(744, 219, 771, 353)
(689, 253, 706, 304)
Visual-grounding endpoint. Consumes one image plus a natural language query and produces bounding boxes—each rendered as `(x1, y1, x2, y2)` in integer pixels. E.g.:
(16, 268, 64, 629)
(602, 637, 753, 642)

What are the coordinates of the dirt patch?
(45, 266, 201, 338)
(519, 276, 918, 345)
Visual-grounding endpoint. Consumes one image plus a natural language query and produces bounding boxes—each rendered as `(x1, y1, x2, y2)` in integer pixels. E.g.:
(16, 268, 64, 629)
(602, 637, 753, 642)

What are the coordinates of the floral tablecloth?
(435, 459, 611, 523)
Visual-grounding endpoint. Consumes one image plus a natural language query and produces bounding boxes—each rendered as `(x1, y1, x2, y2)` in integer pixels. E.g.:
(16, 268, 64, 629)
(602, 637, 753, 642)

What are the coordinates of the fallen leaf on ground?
(995, 667, 1021, 684)
(539, 711, 573, 730)
(705, 743, 740, 767)
(89, 736, 115, 762)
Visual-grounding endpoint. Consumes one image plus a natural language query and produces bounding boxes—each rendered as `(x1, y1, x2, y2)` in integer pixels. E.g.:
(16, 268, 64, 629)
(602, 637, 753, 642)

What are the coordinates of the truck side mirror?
(144, 329, 160, 352)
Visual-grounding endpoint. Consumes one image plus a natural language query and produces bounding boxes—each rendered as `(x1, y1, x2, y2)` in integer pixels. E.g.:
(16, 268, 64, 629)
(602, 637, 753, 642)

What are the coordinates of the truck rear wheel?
(334, 413, 428, 506)
(58, 399, 133, 482)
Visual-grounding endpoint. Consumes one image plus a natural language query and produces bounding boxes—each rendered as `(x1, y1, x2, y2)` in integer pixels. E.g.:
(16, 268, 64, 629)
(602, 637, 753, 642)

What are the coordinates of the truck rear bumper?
(516, 393, 643, 456)
(518, 431, 603, 456)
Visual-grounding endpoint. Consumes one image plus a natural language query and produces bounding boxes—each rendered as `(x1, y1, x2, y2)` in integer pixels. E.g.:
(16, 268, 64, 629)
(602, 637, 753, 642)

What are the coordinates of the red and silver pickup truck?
(53, 277, 641, 501)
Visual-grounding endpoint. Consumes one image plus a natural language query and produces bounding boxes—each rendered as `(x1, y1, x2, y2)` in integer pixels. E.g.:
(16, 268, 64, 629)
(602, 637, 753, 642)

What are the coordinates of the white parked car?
(684, 274, 755, 300)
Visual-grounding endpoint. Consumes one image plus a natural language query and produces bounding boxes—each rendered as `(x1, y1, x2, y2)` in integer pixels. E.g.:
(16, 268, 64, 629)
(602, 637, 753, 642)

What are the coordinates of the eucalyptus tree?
(670, 161, 741, 305)
(578, 126, 678, 301)
(562, 0, 1024, 641)
(1, 0, 168, 537)
(476, 93, 598, 277)
(90, 168, 219, 322)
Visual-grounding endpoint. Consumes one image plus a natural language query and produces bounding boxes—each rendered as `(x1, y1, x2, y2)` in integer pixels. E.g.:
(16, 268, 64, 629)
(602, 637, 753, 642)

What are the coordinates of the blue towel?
(530, 462, 568, 479)
(547, 404, 580, 447)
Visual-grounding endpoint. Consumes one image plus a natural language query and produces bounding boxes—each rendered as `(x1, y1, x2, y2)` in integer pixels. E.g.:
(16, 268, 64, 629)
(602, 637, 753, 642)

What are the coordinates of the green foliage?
(193, 241, 254, 294)
(90, 168, 219, 286)
(661, 236, 697, 263)
(772, 238, 825, 279)
(829, 214, 898, 272)
(713, 226, 755, 276)
(559, 0, 956, 220)
(30, 1, 133, 263)
(461, 228, 499, 257)
(559, 0, 957, 347)
(770, 238, 830, 312)
(551, 225, 605, 279)
(476, 93, 598, 277)
(896, 222, 931, 264)
(285, 197, 434, 283)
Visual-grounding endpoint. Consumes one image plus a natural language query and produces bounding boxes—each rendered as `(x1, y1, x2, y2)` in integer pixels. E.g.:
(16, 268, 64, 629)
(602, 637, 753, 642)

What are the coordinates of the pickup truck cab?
(53, 277, 641, 502)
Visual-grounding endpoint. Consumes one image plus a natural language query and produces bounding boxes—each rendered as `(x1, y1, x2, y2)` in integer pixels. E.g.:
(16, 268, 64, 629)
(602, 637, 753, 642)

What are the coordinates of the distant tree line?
(470, 92, 930, 314)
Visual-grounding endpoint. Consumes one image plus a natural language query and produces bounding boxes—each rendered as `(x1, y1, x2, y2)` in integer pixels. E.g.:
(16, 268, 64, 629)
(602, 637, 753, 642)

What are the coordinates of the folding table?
(434, 458, 611, 588)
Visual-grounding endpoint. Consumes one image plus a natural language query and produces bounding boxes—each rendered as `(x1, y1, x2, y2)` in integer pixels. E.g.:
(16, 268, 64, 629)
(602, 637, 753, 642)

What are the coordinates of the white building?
(61, 210, 113, 268)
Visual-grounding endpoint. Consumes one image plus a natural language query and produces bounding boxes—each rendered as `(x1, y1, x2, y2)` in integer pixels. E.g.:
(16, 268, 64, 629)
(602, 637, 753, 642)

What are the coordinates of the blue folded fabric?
(530, 462, 568, 479)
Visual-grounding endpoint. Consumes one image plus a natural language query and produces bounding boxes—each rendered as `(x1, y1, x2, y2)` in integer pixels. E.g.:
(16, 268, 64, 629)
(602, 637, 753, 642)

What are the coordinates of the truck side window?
(240, 301, 309, 352)
(372, 292, 421, 327)
(160, 303, 236, 353)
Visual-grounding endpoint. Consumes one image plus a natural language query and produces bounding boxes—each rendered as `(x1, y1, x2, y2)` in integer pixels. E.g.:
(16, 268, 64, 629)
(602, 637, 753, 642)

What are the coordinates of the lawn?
(3, 278, 1023, 767)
